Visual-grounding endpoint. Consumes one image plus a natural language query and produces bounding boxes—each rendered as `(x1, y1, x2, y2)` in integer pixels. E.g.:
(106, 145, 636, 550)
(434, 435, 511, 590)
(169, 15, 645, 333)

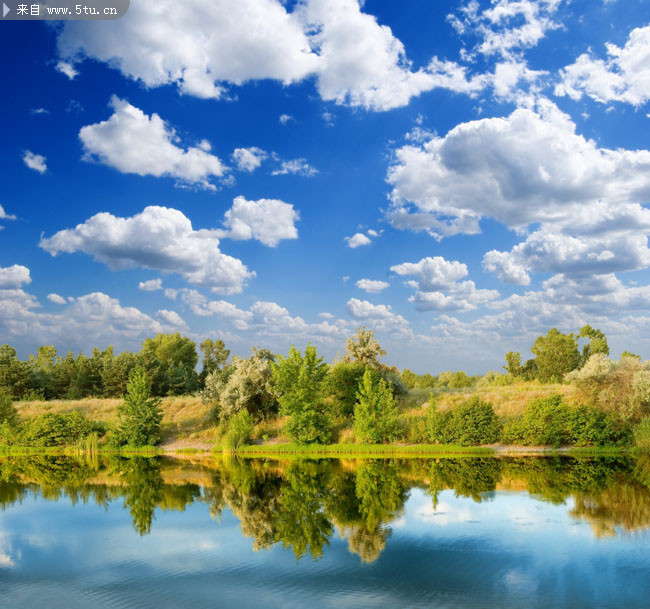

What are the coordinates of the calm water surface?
(1, 455, 649, 608)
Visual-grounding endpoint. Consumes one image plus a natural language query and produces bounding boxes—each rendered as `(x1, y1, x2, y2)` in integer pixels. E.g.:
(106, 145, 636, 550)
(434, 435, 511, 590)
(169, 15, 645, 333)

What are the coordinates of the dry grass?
(15, 396, 216, 444)
(400, 381, 578, 419)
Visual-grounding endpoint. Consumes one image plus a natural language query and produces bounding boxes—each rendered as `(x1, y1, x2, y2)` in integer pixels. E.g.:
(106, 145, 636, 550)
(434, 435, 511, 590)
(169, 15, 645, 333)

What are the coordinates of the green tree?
(354, 369, 399, 444)
(401, 368, 417, 389)
(531, 328, 580, 382)
(0, 387, 18, 427)
(203, 348, 276, 422)
(272, 344, 331, 444)
(323, 361, 368, 417)
(198, 339, 230, 387)
(504, 351, 523, 377)
(116, 368, 163, 447)
(139, 332, 199, 395)
(0, 345, 31, 398)
(344, 327, 386, 367)
(579, 324, 609, 365)
(622, 351, 642, 361)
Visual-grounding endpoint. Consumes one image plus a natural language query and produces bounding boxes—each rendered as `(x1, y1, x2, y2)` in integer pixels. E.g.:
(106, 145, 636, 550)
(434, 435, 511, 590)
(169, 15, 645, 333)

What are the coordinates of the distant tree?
(198, 339, 230, 387)
(354, 369, 399, 444)
(522, 358, 538, 380)
(139, 333, 199, 395)
(415, 373, 436, 389)
(531, 328, 580, 382)
(344, 327, 386, 367)
(116, 368, 163, 446)
(0, 344, 31, 398)
(579, 324, 609, 366)
(272, 344, 331, 444)
(323, 361, 368, 417)
(448, 371, 473, 389)
(0, 387, 18, 427)
(621, 351, 641, 361)
(503, 351, 524, 377)
(401, 368, 418, 389)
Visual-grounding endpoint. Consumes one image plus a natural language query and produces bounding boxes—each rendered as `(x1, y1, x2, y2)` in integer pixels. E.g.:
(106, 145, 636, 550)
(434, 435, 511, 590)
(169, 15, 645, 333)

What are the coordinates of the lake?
(1, 455, 649, 608)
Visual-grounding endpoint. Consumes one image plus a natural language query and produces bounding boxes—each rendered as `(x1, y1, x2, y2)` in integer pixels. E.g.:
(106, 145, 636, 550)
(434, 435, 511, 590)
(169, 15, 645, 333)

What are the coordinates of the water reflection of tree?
(3, 454, 650, 551)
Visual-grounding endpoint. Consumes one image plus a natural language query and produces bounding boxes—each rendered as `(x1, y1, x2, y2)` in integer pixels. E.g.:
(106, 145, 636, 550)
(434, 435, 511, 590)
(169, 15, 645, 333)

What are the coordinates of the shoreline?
(0, 443, 639, 459)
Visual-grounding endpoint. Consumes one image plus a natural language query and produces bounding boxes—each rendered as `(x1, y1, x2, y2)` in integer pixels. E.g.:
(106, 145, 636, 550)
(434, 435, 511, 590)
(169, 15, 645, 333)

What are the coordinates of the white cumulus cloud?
(0, 265, 31, 289)
(216, 196, 299, 247)
(139, 278, 163, 291)
(39, 206, 254, 294)
(556, 24, 650, 106)
(356, 279, 389, 293)
(79, 97, 227, 190)
(232, 147, 268, 172)
(23, 151, 47, 174)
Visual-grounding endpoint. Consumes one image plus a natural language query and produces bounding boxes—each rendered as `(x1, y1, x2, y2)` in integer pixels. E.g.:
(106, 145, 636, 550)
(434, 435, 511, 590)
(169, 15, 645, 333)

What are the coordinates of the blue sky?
(1, 0, 650, 373)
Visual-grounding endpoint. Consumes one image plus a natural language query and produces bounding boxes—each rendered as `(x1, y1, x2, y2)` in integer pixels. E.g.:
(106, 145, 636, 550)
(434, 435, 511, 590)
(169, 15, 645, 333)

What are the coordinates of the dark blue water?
(0, 456, 649, 608)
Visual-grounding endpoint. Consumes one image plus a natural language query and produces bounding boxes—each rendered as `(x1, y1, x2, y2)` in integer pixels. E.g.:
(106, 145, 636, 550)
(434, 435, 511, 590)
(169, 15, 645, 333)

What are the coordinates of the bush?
(425, 398, 500, 446)
(635, 417, 650, 452)
(502, 395, 628, 447)
(446, 398, 501, 445)
(224, 410, 255, 450)
(18, 411, 102, 447)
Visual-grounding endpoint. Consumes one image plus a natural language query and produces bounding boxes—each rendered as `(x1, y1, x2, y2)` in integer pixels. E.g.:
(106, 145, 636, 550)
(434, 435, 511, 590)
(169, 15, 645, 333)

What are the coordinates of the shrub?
(224, 409, 255, 450)
(502, 395, 628, 447)
(425, 404, 451, 444)
(446, 398, 501, 445)
(635, 417, 650, 452)
(18, 411, 102, 447)
(354, 369, 400, 444)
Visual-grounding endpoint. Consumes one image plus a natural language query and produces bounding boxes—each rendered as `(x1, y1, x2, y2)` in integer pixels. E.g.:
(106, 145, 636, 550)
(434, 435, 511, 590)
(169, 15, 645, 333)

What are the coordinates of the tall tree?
(198, 339, 230, 387)
(272, 344, 331, 444)
(344, 327, 386, 367)
(139, 332, 199, 395)
(531, 328, 580, 382)
(354, 369, 399, 444)
(579, 324, 609, 365)
(116, 368, 163, 446)
(503, 351, 524, 377)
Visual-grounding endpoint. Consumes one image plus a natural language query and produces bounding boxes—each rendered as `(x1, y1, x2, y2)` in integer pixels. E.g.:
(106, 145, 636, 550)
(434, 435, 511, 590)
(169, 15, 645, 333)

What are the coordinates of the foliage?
(501, 395, 627, 447)
(344, 326, 386, 367)
(566, 354, 650, 422)
(503, 351, 524, 377)
(354, 370, 399, 444)
(18, 411, 102, 447)
(531, 328, 580, 382)
(272, 344, 331, 445)
(0, 387, 18, 427)
(140, 332, 199, 396)
(400, 368, 418, 389)
(224, 409, 255, 450)
(579, 324, 609, 365)
(437, 370, 475, 389)
(478, 370, 514, 387)
(323, 361, 367, 417)
(198, 339, 230, 388)
(446, 398, 501, 446)
(635, 417, 650, 452)
(425, 398, 500, 446)
(116, 368, 163, 447)
(203, 348, 276, 423)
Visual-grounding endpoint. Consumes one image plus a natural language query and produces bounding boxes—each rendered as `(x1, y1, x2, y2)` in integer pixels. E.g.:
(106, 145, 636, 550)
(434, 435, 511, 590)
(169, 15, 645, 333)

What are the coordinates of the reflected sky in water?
(0, 455, 649, 609)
